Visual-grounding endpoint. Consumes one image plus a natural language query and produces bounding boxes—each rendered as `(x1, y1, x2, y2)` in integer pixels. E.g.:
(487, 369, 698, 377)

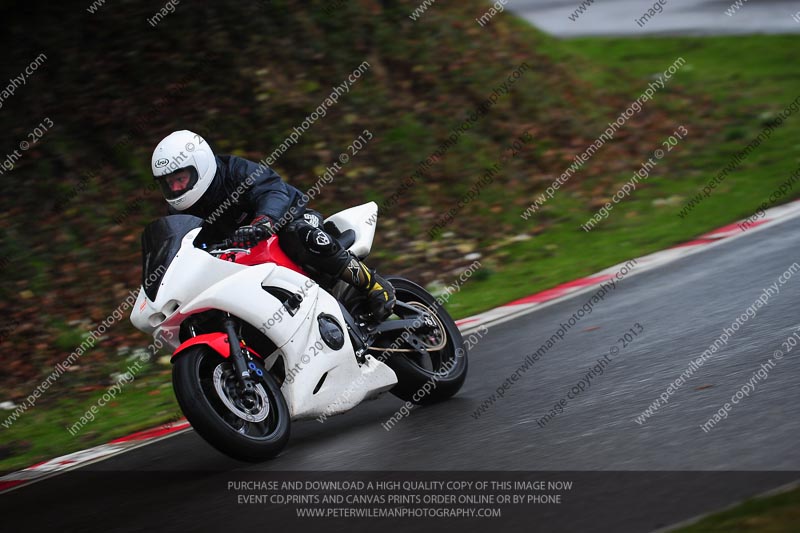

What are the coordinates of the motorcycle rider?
(150, 130, 396, 322)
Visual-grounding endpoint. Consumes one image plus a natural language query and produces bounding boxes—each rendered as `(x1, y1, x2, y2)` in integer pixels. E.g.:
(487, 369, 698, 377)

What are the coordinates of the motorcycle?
(130, 202, 468, 461)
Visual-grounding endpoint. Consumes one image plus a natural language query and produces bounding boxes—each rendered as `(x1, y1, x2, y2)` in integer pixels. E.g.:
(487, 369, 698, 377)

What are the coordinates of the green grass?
(446, 34, 800, 318)
(0, 361, 181, 474)
(675, 486, 800, 532)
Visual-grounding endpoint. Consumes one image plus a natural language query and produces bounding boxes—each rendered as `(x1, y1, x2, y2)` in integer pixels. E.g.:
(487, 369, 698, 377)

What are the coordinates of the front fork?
(223, 315, 256, 392)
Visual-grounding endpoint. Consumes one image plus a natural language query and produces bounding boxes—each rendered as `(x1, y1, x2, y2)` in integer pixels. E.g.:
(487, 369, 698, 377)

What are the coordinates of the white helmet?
(151, 130, 217, 211)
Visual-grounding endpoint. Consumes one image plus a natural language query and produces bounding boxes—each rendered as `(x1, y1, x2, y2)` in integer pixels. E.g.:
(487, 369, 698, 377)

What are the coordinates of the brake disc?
(212, 364, 270, 422)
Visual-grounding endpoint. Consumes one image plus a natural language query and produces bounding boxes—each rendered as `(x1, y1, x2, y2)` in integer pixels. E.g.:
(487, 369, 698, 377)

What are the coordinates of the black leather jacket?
(168, 155, 305, 242)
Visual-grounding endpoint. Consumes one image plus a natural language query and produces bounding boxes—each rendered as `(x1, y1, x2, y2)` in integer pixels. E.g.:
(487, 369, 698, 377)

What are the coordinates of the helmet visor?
(157, 166, 199, 200)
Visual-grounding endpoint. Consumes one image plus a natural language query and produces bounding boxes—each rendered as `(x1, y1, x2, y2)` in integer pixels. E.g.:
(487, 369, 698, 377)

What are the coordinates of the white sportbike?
(130, 202, 467, 461)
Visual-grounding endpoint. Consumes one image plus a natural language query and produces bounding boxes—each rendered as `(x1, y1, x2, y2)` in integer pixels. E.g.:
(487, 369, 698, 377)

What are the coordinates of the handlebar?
(207, 239, 251, 255)
(208, 238, 232, 250)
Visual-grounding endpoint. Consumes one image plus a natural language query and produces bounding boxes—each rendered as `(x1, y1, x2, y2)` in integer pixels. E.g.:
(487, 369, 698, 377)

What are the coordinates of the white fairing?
(324, 201, 378, 258)
(130, 205, 397, 420)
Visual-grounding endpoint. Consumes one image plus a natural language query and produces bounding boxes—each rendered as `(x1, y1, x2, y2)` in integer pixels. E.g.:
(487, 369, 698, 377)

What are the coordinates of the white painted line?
(459, 199, 800, 334)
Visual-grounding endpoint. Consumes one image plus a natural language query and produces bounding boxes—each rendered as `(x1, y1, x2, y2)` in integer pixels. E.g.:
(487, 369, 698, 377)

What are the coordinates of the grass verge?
(0, 363, 180, 474)
(674, 485, 800, 532)
(448, 34, 800, 318)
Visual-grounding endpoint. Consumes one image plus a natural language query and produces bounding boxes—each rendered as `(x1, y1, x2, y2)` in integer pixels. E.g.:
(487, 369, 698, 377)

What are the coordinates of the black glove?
(231, 215, 275, 248)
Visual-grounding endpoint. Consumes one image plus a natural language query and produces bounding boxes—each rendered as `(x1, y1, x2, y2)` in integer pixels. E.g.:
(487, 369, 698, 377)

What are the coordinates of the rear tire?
(172, 345, 290, 462)
(375, 277, 468, 405)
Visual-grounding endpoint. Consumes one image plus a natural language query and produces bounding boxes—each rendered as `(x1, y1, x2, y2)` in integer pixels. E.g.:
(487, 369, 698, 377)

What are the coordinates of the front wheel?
(172, 345, 290, 461)
(371, 277, 468, 405)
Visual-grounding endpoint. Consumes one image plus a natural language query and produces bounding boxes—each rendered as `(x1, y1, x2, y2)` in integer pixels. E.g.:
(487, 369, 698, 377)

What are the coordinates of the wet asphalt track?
(3, 214, 800, 532)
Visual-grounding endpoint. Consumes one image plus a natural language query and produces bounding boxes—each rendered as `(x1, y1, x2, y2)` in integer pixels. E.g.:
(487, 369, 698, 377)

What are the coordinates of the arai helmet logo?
(155, 158, 170, 168)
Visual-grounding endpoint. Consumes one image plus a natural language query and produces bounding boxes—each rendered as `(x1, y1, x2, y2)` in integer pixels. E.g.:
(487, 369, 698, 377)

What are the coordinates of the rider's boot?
(338, 253, 396, 322)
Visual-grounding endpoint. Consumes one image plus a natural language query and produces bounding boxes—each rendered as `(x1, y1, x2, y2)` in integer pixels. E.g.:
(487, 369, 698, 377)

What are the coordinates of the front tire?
(172, 345, 290, 462)
(374, 277, 468, 405)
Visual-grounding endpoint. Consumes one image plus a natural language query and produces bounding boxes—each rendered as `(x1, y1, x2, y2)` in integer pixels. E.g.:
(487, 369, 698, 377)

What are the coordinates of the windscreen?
(141, 215, 203, 300)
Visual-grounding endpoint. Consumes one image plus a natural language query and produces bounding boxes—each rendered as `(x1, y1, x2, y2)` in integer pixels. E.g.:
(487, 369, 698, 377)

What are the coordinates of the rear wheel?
(172, 345, 290, 461)
(370, 277, 468, 405)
